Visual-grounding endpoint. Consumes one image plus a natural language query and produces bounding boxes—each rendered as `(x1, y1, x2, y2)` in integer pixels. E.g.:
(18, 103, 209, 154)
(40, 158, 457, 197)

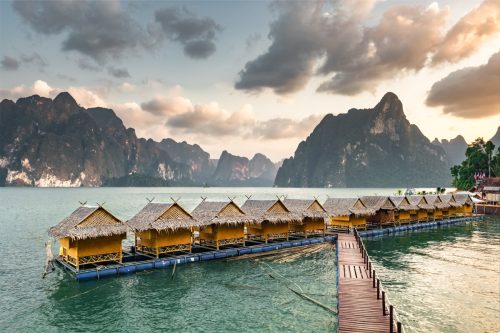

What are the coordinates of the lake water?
(0, 187, 498, 332)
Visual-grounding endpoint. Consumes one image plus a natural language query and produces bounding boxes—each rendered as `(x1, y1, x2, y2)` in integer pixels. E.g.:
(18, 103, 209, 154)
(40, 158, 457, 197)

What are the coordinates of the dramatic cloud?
(167, 103, 255, 136)
(140, 95, 193, 116)
(13, 0, 150, 62)
(433, 0, 500, 64)
(235, 2, 325, 94)
(67, 87, 107, 108)
(1, 56, 19, 70)
(154, 7, 222, 59)
(0, 80, 107, 109)
(139, 93, 322, 139)
(236, 0, 500, 96)
(0, 53, 46, 71)
(0, 80, 55, 99)
(107, 66, 131, 78)
(253, 114, 324, 140)
(426, 50, 500, 118)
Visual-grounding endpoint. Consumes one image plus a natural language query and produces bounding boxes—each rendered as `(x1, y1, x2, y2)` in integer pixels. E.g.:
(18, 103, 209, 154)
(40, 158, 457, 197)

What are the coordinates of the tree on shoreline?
(451, 138, 499, 190)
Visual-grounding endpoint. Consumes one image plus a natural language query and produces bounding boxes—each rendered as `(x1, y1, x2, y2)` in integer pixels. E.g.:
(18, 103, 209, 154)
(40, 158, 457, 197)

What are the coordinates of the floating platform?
(358, 216, 483, 238)
(55, 235, 337, 281)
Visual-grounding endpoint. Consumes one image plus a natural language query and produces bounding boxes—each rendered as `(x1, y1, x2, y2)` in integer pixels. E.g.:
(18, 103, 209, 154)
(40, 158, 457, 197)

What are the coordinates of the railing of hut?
(353, 228, 405, 333)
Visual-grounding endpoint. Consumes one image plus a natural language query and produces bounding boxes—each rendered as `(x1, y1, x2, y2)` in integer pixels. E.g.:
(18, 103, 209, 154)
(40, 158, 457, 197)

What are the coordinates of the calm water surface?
(0, 187, 498, 332)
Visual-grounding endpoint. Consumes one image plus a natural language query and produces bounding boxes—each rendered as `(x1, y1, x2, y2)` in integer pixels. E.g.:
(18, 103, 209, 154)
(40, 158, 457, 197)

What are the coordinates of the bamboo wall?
(289, 217, 325, 235)
(394, 211, 411, 224)
(329, 215, 367, 229)
(367, 210, 394, 226)
(247, 221, 289, 239)
(199, 224, 244, 242)
(138, 229, 192, 248)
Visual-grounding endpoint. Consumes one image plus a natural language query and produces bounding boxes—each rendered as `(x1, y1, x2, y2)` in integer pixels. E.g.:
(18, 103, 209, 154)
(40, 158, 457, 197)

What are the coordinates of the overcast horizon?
(1, 0, 499, 161)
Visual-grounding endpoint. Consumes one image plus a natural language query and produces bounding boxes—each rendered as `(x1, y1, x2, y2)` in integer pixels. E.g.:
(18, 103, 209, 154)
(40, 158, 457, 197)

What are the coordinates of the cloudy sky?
(1, 0, 499, 161)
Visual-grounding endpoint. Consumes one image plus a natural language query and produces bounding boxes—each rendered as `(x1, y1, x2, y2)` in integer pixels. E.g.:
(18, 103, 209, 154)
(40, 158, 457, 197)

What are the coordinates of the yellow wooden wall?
(77, 235, 124, 257)
(200, 224, 244, 241)
(329, 216, 366, 229)
(289, 217, 325, 232)
(247, 221, 288, 237)
(395, 211, 411, 223)
(60, 234, 124, 259)
(417, 210, 428, 221)
(138, 229, 192, 248)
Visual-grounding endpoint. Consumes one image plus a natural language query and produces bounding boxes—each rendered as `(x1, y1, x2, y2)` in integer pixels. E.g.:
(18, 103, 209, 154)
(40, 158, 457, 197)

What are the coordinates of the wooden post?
(377, 279, 380, 299)
(369, 262, 372, 277)
(397, 322, 402, 333)
(382, 291, 386, 315)
(390, 305, 394, 333)
(373, 270, 376, 288)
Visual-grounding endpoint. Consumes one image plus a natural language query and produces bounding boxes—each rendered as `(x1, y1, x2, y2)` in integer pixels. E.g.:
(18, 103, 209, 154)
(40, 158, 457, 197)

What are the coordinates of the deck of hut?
(337, 233, 395, 333)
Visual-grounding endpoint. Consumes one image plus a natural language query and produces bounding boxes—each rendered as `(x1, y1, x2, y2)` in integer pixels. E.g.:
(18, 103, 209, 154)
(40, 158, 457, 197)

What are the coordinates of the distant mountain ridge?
(275, 92, 452, 187)
(212, 151, 278, 186)
(432, 135, 468, 167)
(0, 93, 277, 187)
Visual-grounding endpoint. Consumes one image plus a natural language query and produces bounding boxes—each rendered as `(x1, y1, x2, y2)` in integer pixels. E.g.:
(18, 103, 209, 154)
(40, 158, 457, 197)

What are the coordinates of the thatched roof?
(283, 198, 328, 219)
(424, 195, 450, 209)
(241, 199, 301, 223)
(323, 197, 375, 217)
(453, 193, 474, 206)
(127, 202, 200, 232)
(360, 196, 396, 210)
(48, 205, 127, 240)
(389, 196, 418, 211)
(407, 195, 434, 210)
(192, 200, 254, 226)
(439, 194, 462, 208)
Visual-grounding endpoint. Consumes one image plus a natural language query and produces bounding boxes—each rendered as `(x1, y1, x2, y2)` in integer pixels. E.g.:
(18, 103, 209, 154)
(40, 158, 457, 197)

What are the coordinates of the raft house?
(438, 194, 461, 218)
(361, 196, 396, 228)
(453, 193, 474, 216)
(424, 195, 448, 220)
(322, 197, 374, 230)
(389, 196, 418, 225)
(127, 199, 200, 258)
(407, 195, 434, 222)
(49, 194, 483, 283)
(242, 198, 298, 242)
(283, 198, 328, 237)
(191, 199, 250, 249)
(48, 204, 127, 271)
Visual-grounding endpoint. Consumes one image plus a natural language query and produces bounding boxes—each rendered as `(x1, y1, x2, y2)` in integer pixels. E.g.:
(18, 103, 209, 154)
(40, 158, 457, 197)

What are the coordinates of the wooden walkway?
(337, 233, 394, 333)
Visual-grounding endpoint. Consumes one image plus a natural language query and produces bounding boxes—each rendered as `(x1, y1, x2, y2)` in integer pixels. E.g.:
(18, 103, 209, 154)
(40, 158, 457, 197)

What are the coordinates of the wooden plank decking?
(337, 233, 393, 333)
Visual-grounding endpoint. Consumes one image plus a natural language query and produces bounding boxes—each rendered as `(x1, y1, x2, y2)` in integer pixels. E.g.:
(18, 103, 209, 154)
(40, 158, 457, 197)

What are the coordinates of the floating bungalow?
(283, 199, 328, 237)
(407, 195, 434, 222)
(192, 200, 251, 249)
(361, 196, 396, 227)
(323, 197, 374, 230)
(425, 195, 449, 220)
(439, 194, 461, 218)
(242, 199, 299, 242)
(389, 196, 418, 225)
(127, 201, 200, 257)
(48, 205, 127, 271)
(453, 194, 474, 216)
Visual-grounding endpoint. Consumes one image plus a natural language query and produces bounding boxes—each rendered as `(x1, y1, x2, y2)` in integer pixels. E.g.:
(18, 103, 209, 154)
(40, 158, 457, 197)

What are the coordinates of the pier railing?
(353, 228, 405, 333)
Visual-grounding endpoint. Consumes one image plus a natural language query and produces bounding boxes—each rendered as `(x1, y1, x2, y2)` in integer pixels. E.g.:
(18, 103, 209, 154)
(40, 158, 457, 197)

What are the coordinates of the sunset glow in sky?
(1, 0, 499, 161)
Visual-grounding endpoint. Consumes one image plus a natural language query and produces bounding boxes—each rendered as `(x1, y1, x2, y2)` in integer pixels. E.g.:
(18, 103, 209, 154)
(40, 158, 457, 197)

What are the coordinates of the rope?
(253, 260, 337, 314)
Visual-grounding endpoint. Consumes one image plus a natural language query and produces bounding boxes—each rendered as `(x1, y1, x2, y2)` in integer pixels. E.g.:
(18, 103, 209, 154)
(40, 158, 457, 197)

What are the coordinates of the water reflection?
(365, 218, 500, 333)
